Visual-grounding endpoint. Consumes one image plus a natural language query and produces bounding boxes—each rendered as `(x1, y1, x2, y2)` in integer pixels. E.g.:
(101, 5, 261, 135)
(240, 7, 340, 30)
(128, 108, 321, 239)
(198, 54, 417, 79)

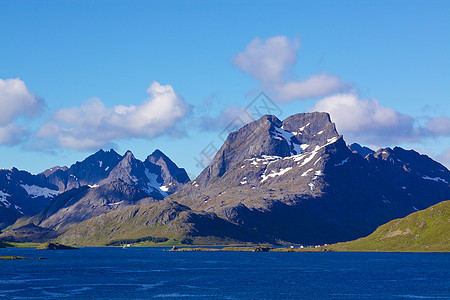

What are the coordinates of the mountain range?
(1, 112, 449, 246)
(0, 149, 189, 234)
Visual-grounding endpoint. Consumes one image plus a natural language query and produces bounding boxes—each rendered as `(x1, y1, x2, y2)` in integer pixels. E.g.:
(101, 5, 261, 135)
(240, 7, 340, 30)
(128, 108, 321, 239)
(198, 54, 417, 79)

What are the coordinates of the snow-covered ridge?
(20, 184, 59, 198)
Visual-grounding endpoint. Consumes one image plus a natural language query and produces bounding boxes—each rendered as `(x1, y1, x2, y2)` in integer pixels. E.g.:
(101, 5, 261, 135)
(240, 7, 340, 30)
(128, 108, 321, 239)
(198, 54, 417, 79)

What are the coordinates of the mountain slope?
(57, 201, 273, 246)
(330, 200, 450, 252)
(170, 112, 450, 244)
(2, 149, 190, 237)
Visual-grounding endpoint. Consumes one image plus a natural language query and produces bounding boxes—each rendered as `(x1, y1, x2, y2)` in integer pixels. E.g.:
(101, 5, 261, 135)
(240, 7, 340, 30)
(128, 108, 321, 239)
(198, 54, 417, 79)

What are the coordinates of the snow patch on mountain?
(14, 205, 23, 214)
(20, 185, 59, 198)
(422, 176, 448, 184)
(108, 201, 124, 206)
(0, 190, 11, 206)
(144, 168, 168, 197)
(301, 168, 313, 177)
(247, 155, 281, 167)
(261, 167, 293, 182)
(335, 157, 349, 167)
(272, 127, 303, 155)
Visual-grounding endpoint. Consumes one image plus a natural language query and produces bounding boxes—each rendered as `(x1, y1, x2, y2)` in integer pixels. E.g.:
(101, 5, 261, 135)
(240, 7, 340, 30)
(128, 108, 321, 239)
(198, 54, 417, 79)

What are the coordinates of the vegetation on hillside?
(328, 200, 449, 252)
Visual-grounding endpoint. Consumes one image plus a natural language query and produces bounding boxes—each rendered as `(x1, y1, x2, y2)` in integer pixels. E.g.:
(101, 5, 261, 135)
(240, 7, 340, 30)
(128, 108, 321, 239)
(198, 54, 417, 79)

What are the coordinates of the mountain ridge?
(0, 149, 189, 231)
(55, 112, 450, 246)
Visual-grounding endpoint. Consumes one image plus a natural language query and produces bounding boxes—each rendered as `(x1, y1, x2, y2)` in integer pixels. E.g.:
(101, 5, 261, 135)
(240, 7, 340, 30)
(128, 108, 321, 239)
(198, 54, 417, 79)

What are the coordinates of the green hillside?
(329, 200, 449, 252)
(56, 201, 273, 246)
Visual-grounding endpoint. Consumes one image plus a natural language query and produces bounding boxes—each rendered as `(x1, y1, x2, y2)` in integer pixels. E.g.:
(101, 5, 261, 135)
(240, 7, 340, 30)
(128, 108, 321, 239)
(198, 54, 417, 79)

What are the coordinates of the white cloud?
(425, 116, 450, 135)
(312, 92, 417, 144)
(436, 148, 450, 170)
(0, 78, 44, 125)
(0, 124, 26, 146)
(233, 36, 347, 102)
(35, 81, 191, 151)
(197, 105, 254, 132)
(233, 36, 298, 84)
(0, 78, 45, 146)
(274, 74, 343, 101)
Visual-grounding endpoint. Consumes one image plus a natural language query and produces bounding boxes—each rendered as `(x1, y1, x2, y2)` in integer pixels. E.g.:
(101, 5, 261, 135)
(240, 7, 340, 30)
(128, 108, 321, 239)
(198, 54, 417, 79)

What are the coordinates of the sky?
(1, 0, 449, 178)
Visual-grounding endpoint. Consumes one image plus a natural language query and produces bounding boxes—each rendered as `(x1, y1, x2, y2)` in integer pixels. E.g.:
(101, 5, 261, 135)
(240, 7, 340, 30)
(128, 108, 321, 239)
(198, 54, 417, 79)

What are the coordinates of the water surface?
(1, 247, 448, 299)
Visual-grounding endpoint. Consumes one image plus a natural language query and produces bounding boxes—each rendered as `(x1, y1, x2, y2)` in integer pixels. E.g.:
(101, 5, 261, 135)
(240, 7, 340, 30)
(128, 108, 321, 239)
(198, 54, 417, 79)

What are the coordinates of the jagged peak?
(148, 149, 169, 162)
(123, 150, 135, 159)
(260, 114, 282, 126)
(350, 143, 375, 158)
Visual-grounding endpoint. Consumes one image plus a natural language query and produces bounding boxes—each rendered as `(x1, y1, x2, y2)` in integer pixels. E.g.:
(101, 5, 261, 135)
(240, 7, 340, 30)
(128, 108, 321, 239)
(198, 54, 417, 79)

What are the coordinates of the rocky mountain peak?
(194, 112, 341, 185)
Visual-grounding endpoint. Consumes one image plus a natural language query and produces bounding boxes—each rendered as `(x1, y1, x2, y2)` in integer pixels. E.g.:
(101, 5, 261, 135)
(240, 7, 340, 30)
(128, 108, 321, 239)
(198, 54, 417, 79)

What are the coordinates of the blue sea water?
(0, 247, 449, 299)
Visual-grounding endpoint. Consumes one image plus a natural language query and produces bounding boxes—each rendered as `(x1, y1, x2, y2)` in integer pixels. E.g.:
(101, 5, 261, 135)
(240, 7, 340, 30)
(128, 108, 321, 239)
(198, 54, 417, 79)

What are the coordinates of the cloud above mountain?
(312, 92, 450, 146)
(35, 81, 191, 151)
(233, 36, 346, 102)
(0, 78, 45, 145)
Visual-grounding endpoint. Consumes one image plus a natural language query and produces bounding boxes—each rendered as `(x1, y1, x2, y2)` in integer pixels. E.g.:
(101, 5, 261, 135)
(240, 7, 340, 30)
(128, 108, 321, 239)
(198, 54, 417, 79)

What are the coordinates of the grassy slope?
(328, 200, 449, 252)
(0, 241, 41, 248)
(55, 204, 186, 246)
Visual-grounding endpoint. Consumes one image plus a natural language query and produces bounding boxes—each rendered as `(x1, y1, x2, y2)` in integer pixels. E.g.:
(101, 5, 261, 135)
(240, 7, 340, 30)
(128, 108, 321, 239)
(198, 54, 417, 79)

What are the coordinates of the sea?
(0, 247, 449, 299)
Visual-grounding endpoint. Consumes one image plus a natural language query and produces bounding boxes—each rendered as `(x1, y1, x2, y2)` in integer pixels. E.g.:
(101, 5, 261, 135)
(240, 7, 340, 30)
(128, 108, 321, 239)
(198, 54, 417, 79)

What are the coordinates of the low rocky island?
(35, 242, 78, 250)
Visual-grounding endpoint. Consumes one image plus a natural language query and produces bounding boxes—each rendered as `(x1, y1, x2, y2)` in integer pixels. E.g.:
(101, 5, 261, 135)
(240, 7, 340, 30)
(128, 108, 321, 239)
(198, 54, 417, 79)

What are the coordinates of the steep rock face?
(192, 113, 338, 188)
(173, 112, 342, 211)
(101, 150, 189, 199)
(145, 150, 190, 193)
(171, 112, 450, 244)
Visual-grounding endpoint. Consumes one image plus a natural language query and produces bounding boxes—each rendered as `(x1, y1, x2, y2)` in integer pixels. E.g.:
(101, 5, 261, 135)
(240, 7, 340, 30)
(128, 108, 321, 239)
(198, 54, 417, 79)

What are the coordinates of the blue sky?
(1, 0, 449, 177)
